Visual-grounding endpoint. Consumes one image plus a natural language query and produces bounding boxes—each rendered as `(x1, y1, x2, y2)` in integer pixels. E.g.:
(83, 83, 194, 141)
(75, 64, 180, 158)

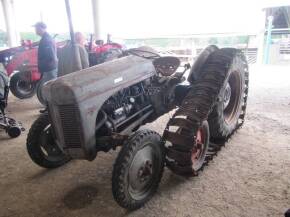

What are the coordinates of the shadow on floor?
(63, 185, 98, 210)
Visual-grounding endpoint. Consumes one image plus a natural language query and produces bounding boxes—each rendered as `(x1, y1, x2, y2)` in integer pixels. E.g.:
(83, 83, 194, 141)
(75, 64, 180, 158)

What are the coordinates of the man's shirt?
(38, 32, 57, 73)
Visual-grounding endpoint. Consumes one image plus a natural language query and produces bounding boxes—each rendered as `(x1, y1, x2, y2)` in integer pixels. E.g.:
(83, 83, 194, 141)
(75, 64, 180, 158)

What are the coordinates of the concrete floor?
(0, 65, 290, 217)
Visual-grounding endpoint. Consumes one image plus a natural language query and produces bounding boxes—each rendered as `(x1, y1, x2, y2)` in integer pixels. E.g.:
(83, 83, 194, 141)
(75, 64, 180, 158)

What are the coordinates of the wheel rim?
(191, 127, 207, 171)
(39, 124, 65, 162)
(16, 79, 35, 95)
(223, 82, 231, 109)
(128, 143, 161, 200)
(223, 70, 242, 125)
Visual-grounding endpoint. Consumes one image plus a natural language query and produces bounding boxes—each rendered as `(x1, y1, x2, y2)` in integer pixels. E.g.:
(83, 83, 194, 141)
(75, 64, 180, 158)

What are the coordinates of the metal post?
(1, 0, 18, 47)
(65, 0, 75, 45)
(263, 16, 273, 64)
(64, 0, 81, 71)
(91, 0, 101, 39)
(256, 9, 266, 65)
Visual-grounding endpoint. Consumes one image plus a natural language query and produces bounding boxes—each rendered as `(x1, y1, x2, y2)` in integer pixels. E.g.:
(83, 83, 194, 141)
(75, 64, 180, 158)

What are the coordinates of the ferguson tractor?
(26, 45, 249, 209)
(0, 40, 41, 99)
(26, 0, 249, 210)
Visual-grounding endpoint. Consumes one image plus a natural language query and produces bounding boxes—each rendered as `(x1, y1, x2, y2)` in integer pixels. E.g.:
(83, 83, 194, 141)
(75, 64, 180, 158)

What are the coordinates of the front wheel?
(10, 72, 37, 99)
(112, 130, 165, 210)
(26, 114, 70, 168)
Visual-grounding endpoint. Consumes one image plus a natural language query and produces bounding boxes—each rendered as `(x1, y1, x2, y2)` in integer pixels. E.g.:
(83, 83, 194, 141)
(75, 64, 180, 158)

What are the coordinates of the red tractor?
(0, 40, 41, 99)
(0, 38, 123, 99)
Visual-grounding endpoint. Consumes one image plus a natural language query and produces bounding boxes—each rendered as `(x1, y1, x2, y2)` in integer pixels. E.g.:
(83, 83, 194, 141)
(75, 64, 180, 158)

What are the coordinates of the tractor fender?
(188, 45, 219, 83)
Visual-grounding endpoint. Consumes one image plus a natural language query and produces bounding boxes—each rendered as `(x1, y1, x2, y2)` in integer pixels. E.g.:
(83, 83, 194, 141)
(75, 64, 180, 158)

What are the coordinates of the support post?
(1, 0, 19, 47)
(263, 16, 273, 64)
(64, 0, 81, 71)
(256, 9, 266, 65)
(91, 0, 101, 40)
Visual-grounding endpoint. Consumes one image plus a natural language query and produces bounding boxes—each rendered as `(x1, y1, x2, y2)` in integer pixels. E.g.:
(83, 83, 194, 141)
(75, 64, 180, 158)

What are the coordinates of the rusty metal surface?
(43, 55, 156, 160)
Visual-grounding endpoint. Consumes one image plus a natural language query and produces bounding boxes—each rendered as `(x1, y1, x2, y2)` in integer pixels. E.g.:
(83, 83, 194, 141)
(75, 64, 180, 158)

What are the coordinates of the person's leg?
(38, 69, 57, 113)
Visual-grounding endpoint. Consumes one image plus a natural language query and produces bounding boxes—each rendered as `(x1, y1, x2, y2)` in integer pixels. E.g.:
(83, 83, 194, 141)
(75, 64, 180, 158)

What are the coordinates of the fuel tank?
(43, 55, 156, 160)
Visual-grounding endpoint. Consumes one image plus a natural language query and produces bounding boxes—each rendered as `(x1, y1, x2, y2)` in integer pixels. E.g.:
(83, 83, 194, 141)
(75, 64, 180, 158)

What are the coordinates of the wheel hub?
(223, 70, 243, 124)
(128, 145, 158, 200)
(137, 160, 153, 183)
(223, 82, 231, 109)
(16, 80, 34, 95)
(39, 125, 64, 160)
(190, 127, 206, 171)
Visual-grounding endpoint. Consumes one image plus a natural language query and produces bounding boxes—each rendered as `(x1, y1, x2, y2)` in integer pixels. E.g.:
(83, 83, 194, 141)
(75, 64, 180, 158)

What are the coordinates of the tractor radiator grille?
(58, 105, 82, 149)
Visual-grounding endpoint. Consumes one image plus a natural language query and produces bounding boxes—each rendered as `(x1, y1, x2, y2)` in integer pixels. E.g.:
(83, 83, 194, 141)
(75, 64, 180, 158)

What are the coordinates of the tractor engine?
(97, 56, 185, 141)
(100, 82, 150, 133)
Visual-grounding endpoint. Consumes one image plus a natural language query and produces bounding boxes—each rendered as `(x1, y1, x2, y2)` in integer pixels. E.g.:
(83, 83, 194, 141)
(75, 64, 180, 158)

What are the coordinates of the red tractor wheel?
(10, 71, 37, 99)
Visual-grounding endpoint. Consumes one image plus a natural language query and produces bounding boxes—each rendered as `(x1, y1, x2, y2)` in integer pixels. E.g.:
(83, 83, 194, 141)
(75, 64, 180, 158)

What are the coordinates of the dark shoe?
(39, 108, 47, 113)
(285, 209, 290, 217)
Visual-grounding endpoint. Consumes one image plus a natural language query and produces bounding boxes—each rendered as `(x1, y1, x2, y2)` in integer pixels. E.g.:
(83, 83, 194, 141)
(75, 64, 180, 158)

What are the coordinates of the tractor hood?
(43, 55, 155, 104)
(43, 55, 156, 160)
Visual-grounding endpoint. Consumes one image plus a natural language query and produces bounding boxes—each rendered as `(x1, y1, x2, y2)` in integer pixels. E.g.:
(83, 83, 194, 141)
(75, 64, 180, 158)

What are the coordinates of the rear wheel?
(112, 130, 165, 210)
(208, 49, 248, 142)
(10, 72, 36, 99)
(164, 48, 247, 176)
(26, 114, 70, 168)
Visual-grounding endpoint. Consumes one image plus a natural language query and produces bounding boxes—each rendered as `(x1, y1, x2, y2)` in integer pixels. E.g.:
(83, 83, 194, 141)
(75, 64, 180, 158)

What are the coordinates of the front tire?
(112, 130, 165, 210)
(10, 72, 36, 99)
(26, 114, 70, 168)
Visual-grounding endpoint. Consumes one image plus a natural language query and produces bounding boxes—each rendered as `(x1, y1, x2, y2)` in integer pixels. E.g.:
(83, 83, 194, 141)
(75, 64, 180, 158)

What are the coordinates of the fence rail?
(280, 42, 290, 54)
(163, 47, 258, 65)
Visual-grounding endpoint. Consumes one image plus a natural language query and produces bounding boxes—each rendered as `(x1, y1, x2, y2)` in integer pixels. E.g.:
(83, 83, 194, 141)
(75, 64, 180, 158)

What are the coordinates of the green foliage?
(1, 30, 251, 49)
(54, 33, 70, 42)
(124, 38, 181, 48)
(0, 29, 7, 47)
(208, 37, 218, 45)
(19, 32, 70, 42)
(124, 35, 250, 49)
(20, 32, 40, 42)
(0, 31, 70, 48)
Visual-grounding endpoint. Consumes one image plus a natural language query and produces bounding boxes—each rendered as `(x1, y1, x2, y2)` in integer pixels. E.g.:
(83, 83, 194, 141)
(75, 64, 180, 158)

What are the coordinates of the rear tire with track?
(208, 48, 249, 142)
(166, 120, 210, 177)
(26, 113, 70, 168)
(164, 47, 247, 177)
(112, 130, 165, 210)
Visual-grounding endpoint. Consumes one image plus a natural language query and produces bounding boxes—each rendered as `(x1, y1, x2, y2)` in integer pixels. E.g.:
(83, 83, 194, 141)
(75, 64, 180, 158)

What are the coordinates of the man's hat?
(32, 22, 47, 29)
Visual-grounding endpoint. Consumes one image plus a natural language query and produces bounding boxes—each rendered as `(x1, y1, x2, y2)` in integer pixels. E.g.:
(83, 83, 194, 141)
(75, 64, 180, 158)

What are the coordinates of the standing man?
(57, 32, 89, 77)
(75, 32, 89, 69)
(33, 22, 58, 112)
